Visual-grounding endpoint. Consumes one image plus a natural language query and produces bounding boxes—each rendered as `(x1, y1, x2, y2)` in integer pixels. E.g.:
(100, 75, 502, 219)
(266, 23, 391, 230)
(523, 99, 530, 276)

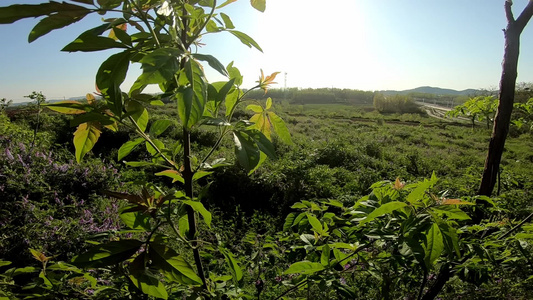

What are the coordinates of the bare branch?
(505, 0, 514, 23)
(515, 0, 533, 32)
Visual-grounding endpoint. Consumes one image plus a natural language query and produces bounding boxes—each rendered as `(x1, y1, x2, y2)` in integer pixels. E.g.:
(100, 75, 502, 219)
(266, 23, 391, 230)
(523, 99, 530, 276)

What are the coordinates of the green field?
(1, 100, 533, 299)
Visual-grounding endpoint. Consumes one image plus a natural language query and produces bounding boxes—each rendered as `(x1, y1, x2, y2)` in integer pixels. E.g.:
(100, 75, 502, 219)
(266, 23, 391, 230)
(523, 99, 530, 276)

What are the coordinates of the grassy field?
(1, 101, 533, 299)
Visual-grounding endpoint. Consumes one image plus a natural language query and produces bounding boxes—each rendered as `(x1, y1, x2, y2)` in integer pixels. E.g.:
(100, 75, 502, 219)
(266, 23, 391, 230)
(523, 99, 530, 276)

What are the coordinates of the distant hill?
(381, 86, 480, 96)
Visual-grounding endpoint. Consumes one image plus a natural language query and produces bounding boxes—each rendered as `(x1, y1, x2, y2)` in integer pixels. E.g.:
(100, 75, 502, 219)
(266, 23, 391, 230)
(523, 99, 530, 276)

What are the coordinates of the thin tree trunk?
(478, 0, 533, 197)
(423, 2, 533, 300)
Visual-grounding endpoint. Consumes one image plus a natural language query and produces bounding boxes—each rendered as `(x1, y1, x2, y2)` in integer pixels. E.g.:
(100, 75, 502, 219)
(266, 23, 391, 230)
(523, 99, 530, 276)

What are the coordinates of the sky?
(1, 0, 533, 102)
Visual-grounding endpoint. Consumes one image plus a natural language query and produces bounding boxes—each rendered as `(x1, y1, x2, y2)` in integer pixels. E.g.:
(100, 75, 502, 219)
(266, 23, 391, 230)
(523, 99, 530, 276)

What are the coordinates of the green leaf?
(150, 244, 203, 286)
(229, 30, 263, 52)
(212, 79, 235, 109)
(321, 244, 330, 267)
(284, 261, 324, 275)
(73, 122, 101, 163)
(0, 2, 88, 24)
(205, 19, 219, 32)
(126, 101, 149, 132)
(62, 32, 129, 52)
(267, 111, 293, 145)
(149, 120, 173, 137)
(71, 239, 143, 268)
(266, 97, 272, 109)
(155, 170, 184, 184)
(96, 50, 131, 116)
(224, 88, 240, 117)
(193, 53, 229, 77)
(436, 219, 461, 258)
(217, 0, 237, 9)
(128, 254, 168, 300)
(125, 161, 161, 168)
(44, 100, 88, 114)
(118, 138, 144, 161)
(119, 207, 151, 231)
(29, 9, 90, 42)
(359, 201, 407, 226)
(0, 260, 11, 267)
(431, 206, 471, 221)
(70, 112, 115, 127)
(6, 266, 39, 276)
(145, 139, 165, 156)
(220, 12, 235, 29)
(250, 0, 266, 12)
(406, 181, 433, 204)
(177, 59, 207, 129)
(246, 104, 263, 113)
(233, 131, 260, 172)
(424, 223, 444, 268)
(72, 0, 94, 5)
(226, 62, 243, 87)
(221, 248, 243, 283)
(182, 200, 212, 228)
(192, 170, 213, 182)
(134, 48, 182, 86)
(283, 213, 296, 232)
(306, 213, 326, 235)
(246, 129, 276, 159)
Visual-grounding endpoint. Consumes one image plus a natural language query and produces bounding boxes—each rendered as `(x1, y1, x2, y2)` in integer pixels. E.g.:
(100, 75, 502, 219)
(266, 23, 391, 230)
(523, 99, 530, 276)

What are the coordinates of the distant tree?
(373, 93, 421, 114)
(0, 98, 12, 113)
(512, 97, 533, 130)
(24, 91, 46, 150)
(446, 96, 498, 129)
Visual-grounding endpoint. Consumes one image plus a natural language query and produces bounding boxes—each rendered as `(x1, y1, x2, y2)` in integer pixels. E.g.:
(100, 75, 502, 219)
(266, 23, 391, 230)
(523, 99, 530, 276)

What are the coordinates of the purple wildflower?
(5, 148, 13, 160)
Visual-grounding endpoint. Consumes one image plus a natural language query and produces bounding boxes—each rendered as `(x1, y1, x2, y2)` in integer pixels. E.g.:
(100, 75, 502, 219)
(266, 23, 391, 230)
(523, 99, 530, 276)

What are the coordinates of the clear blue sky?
(2, 0, 533, 102)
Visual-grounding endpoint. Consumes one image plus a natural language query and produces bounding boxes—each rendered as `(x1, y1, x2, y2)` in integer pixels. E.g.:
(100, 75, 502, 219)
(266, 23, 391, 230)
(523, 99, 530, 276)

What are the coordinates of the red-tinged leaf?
(393, 177, 405, 190)
(109, 23, 127, 40)
(86, 93, 96, 105)
(441, 199, 474, 205)
(73, 121, 101, 162)
(30, 249, 49, 263)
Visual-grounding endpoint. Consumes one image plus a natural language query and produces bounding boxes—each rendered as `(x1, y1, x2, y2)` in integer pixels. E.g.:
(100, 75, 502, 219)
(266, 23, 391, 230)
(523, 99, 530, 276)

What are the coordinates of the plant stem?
(498, 211, 533, 240)
(183, 127, 208, 289)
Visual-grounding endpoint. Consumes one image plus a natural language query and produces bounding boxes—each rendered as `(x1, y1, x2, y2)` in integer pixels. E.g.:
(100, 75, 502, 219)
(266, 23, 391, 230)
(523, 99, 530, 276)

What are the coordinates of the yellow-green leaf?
(155, 170, 184, 184)
(267, 111, 292, 145)
(45, 100, 87, 114)
(265, 97, 272, 109)
(250, 0, 266, 12)
(246, 104, 263, 113)
(73, 121, 101, 162)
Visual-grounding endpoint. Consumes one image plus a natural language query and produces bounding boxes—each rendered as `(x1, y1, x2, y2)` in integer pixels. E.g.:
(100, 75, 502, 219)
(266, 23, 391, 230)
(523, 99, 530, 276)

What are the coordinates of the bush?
(0, 132, 122, 266)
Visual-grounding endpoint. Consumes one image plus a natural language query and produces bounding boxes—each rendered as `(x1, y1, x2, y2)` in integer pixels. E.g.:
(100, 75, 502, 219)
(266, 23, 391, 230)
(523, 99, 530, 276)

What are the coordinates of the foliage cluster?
(446, 96, 498, 129)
